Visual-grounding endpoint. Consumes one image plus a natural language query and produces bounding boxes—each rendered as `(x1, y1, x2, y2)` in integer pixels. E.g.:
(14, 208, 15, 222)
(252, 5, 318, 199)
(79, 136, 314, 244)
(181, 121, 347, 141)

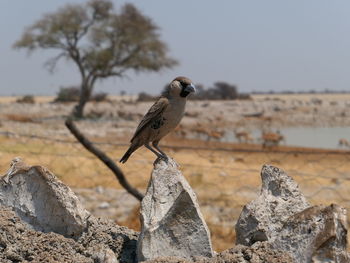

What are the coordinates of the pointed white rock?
(137, 158, 213, 261)
(0, 158, 90, 237)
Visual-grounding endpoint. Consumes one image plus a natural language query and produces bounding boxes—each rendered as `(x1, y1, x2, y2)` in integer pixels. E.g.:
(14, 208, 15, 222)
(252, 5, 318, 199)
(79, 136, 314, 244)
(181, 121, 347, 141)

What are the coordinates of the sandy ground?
(0, 94, 350, 251)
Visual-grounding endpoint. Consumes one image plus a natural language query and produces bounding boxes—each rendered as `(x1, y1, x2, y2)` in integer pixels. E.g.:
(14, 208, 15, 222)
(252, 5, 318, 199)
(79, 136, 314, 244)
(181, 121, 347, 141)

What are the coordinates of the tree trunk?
(72, 83, 91, 118)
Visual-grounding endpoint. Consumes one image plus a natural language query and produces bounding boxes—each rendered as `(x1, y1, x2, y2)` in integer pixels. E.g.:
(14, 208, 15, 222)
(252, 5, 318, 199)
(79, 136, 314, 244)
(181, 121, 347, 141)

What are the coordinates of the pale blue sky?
(1, 0, 350, 95)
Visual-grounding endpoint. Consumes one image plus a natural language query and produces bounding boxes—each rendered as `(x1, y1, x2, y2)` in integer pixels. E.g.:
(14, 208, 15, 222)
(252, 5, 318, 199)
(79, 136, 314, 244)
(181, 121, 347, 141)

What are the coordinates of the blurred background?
(1, 0, 350, 251)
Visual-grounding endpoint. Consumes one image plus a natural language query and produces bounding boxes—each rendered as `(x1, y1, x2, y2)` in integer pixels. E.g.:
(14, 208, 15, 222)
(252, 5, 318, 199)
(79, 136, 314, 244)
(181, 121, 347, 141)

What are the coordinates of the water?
(278, 127, 350, 149)
(225, 127, 350, 149)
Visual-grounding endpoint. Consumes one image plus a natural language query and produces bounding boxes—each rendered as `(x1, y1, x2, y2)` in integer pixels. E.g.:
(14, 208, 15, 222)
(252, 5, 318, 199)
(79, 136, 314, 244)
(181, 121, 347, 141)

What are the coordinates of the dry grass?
(0, 95, 138, 104)
(117, 205, 141, 232)
(209, 222, 236, 251)
(0, 96, 53, 104)
(1, 93, 350, 252)
(5, 114, 39, 123)
(1, 134, 349, 251)
(2, 93, 350, 104)
(252, 93, 350, 101)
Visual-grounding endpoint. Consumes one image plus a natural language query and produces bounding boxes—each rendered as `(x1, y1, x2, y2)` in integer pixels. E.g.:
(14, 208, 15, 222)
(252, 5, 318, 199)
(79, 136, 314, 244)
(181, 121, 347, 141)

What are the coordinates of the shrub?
(237, 93, 252, 100)
(213, 82, 238, 100)
(137, 92, 156, 102)
(54, 86, 80, 102)
(91, 92, 108, 102)
(55, 87, 109, 103)
(141, 81, 248, 101)
(16, 95, 35, 104)
(190, 82, 239, 100)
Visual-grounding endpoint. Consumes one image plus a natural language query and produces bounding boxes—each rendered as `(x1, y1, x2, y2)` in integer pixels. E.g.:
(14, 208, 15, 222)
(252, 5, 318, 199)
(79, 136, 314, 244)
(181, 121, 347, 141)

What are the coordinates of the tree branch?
(69, 48, 86, 80)
(93, 70, 125, 79)
(65, 118, 144, 201)
(43, 52, 67, 73)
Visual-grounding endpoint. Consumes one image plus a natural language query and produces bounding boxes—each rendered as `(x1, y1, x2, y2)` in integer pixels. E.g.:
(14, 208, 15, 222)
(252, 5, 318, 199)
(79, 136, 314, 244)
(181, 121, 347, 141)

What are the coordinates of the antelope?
(209, 130, 225, 140)
(261, 131, 285, 147)
(234, 130, 254, 143)
(338, 138, 350, 148)
(191, 125, 225, 141)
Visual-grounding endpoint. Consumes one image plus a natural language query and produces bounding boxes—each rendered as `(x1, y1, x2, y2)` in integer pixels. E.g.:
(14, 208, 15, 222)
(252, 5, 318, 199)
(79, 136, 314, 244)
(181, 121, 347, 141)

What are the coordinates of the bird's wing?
(130, 97, 169, 142)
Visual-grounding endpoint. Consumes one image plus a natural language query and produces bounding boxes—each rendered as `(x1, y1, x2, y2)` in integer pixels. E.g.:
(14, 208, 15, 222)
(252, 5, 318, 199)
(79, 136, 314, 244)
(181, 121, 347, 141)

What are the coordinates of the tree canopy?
(14, 0, 177, 117)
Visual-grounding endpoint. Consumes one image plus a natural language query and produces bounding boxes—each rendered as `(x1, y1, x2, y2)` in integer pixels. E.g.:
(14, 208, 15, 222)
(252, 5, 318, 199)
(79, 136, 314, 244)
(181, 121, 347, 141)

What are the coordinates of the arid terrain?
(1, 93, 350, 251)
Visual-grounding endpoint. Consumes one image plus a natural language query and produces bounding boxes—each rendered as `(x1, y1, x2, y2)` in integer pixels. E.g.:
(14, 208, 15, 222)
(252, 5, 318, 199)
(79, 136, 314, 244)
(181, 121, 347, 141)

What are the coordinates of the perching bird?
(120, 76, 196, 163)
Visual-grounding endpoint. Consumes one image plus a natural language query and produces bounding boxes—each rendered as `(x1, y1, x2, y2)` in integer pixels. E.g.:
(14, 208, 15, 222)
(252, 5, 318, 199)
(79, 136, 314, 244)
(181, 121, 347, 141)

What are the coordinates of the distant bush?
(138, 81, 249, 101)
(137, 92, 156, 102)
(91, 92, 108, 102)
(16, 95, 35, 104)
(191, 82, 240, 100)
(54, 86, 80, 102)
(54, 87, 108, 102)
(237, 93, 252, 100)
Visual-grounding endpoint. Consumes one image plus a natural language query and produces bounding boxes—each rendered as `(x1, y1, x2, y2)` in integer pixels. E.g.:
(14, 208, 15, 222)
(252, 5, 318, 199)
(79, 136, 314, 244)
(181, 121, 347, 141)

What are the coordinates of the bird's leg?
(145, 143, 164, 159)
(152, 141, 168, 161)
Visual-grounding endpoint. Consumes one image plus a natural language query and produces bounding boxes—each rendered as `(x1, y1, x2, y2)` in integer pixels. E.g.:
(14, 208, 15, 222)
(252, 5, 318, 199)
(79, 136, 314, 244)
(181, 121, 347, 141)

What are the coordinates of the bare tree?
(14, 0, 177, 118)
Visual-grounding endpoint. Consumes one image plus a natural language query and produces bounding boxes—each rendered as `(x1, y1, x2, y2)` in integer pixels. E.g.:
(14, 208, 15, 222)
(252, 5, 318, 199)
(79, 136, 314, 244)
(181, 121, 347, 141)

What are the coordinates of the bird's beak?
(185, 83, 196, 93)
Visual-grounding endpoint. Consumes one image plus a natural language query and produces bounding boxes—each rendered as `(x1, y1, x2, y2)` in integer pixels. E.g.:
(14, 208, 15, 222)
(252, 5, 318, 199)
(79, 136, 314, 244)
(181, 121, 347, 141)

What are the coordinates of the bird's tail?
(120, 144, 138, 163)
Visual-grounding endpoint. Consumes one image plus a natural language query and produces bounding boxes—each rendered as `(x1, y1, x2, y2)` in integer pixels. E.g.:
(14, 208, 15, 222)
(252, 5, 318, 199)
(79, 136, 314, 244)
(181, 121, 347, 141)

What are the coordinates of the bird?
(120, 76, 196, 163)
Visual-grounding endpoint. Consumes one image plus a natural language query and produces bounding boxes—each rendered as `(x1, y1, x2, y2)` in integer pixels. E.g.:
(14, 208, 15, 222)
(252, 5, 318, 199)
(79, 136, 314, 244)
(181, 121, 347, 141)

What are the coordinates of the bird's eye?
(180, 81, 187, 88)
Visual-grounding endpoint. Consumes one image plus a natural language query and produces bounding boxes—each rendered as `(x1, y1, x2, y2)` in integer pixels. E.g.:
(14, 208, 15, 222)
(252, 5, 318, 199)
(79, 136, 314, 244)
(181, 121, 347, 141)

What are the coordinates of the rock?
(206, 242, 293, 263)
(0, 205, 138, 263)
(137, 158, 214, 262)
(92, 246, 120, 263)
(236, 164, 350, 263)
(79, 216, 138, 263)
(0, 157, 90, 237)
(0, 206, 92, 263)
(0, 159, 141, 262)
(99, 201, 111, 209)
(235, 164, 310, 246)
(144, 242, 293, 263)
(272, 204, 349, 263)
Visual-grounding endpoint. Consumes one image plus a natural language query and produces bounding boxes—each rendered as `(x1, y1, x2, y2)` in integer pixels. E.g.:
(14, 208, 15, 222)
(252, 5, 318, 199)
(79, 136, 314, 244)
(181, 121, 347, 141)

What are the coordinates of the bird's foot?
(153, 155, 169, 166)
(160, 154, 169, 162)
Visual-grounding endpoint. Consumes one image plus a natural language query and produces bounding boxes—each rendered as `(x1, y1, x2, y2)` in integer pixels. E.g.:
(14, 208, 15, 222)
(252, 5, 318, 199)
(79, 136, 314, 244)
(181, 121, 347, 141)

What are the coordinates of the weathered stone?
(137, 158, 214, 262)
(0, 205, 92, 263)
(0, 205, 138, 263)
(207, 242, 294, 263)
(235, 164, 310, 246)
(79, 216, 138, 263)
(144, 242, 293, 263)
(92, 246, 120, 263)
(272, 204, 349, 263)
(236, 164, 350, 263)
(0, 157, 90, 237)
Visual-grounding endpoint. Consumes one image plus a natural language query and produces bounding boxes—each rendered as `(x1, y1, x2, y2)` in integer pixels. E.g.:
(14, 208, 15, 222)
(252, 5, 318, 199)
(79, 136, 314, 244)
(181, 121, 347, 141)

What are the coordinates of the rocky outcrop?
(0, 206, 91, 263)
(137, 158, 214, 262)
(0, 158, 138, 263)
(144, 242, 293, 263)
(235, 164, 349, 263)
(235, 165, 310, 246)
(0, 158, 348, 263)
(273, 204, 349, 263)
(0, 205, 137, 263)
(0, 157, 90, 237)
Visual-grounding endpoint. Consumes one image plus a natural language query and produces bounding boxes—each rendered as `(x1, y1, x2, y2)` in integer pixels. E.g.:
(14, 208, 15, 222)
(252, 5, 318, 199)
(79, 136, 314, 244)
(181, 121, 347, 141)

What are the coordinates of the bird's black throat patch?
(151, 117, 165, 129)
(180, 89, 190, 98)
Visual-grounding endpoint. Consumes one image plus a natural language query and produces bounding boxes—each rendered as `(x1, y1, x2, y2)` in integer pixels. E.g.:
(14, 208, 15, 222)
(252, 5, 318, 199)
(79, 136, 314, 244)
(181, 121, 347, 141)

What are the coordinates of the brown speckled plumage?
(120, 76, 195, 163)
